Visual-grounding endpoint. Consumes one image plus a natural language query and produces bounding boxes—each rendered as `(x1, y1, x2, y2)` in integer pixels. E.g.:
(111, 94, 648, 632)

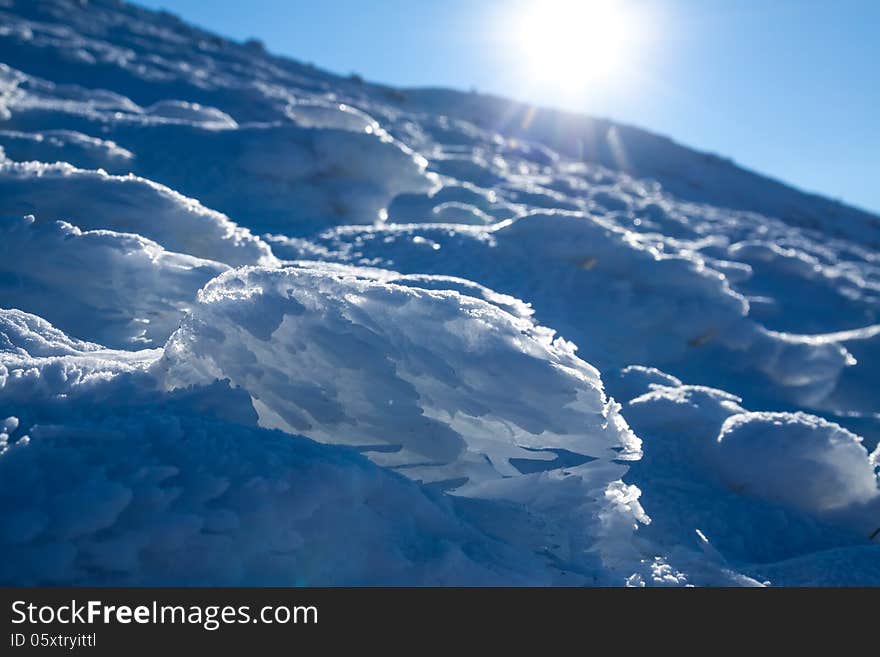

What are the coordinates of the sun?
(509, 0, 639, 91)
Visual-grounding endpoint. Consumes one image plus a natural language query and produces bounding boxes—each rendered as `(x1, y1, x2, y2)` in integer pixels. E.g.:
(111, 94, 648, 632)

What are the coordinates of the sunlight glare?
(510, 0, 639, 91)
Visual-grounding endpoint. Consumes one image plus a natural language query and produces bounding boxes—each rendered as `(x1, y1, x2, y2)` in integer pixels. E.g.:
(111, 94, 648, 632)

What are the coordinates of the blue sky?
(136, 0, 879, 213)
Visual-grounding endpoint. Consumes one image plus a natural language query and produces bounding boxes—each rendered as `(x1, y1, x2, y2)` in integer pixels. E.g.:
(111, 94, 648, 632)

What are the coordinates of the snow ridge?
(0, 0, 878, 585)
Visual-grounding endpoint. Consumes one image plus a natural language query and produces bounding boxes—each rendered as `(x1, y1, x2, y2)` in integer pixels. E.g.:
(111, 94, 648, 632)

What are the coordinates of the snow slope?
(0, 0, 877, 585)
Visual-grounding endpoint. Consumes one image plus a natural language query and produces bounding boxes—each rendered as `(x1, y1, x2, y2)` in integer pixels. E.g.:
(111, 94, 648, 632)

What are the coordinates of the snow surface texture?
(0, 0, 878, 585)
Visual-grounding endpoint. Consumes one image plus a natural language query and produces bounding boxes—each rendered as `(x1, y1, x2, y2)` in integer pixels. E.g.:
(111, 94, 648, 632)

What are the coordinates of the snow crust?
(1, 0, 878, 585)
(0, 311, 545, 585)
(0, 214, 228, 347)
(0, 160, 274, 266)
(716, 412, 878, 517)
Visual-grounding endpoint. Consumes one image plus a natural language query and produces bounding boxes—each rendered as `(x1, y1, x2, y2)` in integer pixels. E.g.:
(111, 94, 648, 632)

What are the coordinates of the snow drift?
(1, 0, 878, 586)
(0, 160, 274, 266)
(0, 291, 649, 585)
(0, 309, 542, 585)
(0, 214, 228, 348)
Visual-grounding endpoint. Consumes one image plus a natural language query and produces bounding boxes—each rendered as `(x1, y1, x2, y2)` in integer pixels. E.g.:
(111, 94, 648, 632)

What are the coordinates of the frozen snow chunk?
(742, 328, 854, 407)
(0, 65, 23, 121)
(160, 266, 639, 475)
(0, 309, 160, 403)
(0, 414, 19, 455)
(0, 63, 142, 122)
(285, 101, 378, 133)
(0, 161, 275, 266)
(0, 309, 635, 584)
(158, 266, 645, 573)
(610, 365, 683, 402)
(725, 238, 877, 334)
(716, 412, 880, 515)
(0, 308, 102, 358)
(127, 123, 434, 234)
(618, 376, 870, 566)
(0, 129, 133, 170)
(470, 210, 749, 366)
(388, 274, 534, 320)
(145, 100, 238, 128)
(627, 385, 746, 451)
(0, 215, 229, 348)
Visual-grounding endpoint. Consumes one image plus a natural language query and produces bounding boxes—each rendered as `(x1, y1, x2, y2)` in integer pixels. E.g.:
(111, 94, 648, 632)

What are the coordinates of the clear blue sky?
(136, 0, 879, 214)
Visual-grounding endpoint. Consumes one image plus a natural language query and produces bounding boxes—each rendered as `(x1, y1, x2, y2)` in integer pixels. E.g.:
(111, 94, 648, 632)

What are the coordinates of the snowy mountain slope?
(0, 0, 878, 585)
(397, 88, 880, 248)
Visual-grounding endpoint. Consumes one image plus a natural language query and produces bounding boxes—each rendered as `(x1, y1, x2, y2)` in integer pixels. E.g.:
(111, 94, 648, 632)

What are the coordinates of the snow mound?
(0, 214, 228, 347)
(125, 122, 435, 234)
(0, 128, 133, 169)
(0, 314, 544, 584)
(0, 305, 647, 585)
(0, 62, 434, 235)
(157, 266, 648, 576)
(160, 266, 640, 478)
(0, 307, 102, 358)
(610, 367, 880, 571)
(285, 100, 380, 133)
(628, 384, 746, 442)
(0, 309, 159, 404)
(0, 389, 542, 585)
(716, 412, 879, 516)
(387, 183, 516, 225)
(1, 417, 472, 585)
(0, 160, 274, 265)
(609, 365, 683, 402)
(144, 100, 238, 128)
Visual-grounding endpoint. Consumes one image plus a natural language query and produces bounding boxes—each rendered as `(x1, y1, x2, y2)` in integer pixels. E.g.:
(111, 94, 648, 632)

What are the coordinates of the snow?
(159, 267, 638, 469)
(0, 128, 134, 169)
(156, 265, 653, 580)
(0, 214, 228, 348)
(607, 368, 879, 576)
(715, 412, 879, 519)
(298, 211, 855, 408)
(1, 0, 878, 585)
(118, 120, 434, 233)
(0, 303, 646, 585)
(0, 343, 544, 585)
(0, 160, 275, 266)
